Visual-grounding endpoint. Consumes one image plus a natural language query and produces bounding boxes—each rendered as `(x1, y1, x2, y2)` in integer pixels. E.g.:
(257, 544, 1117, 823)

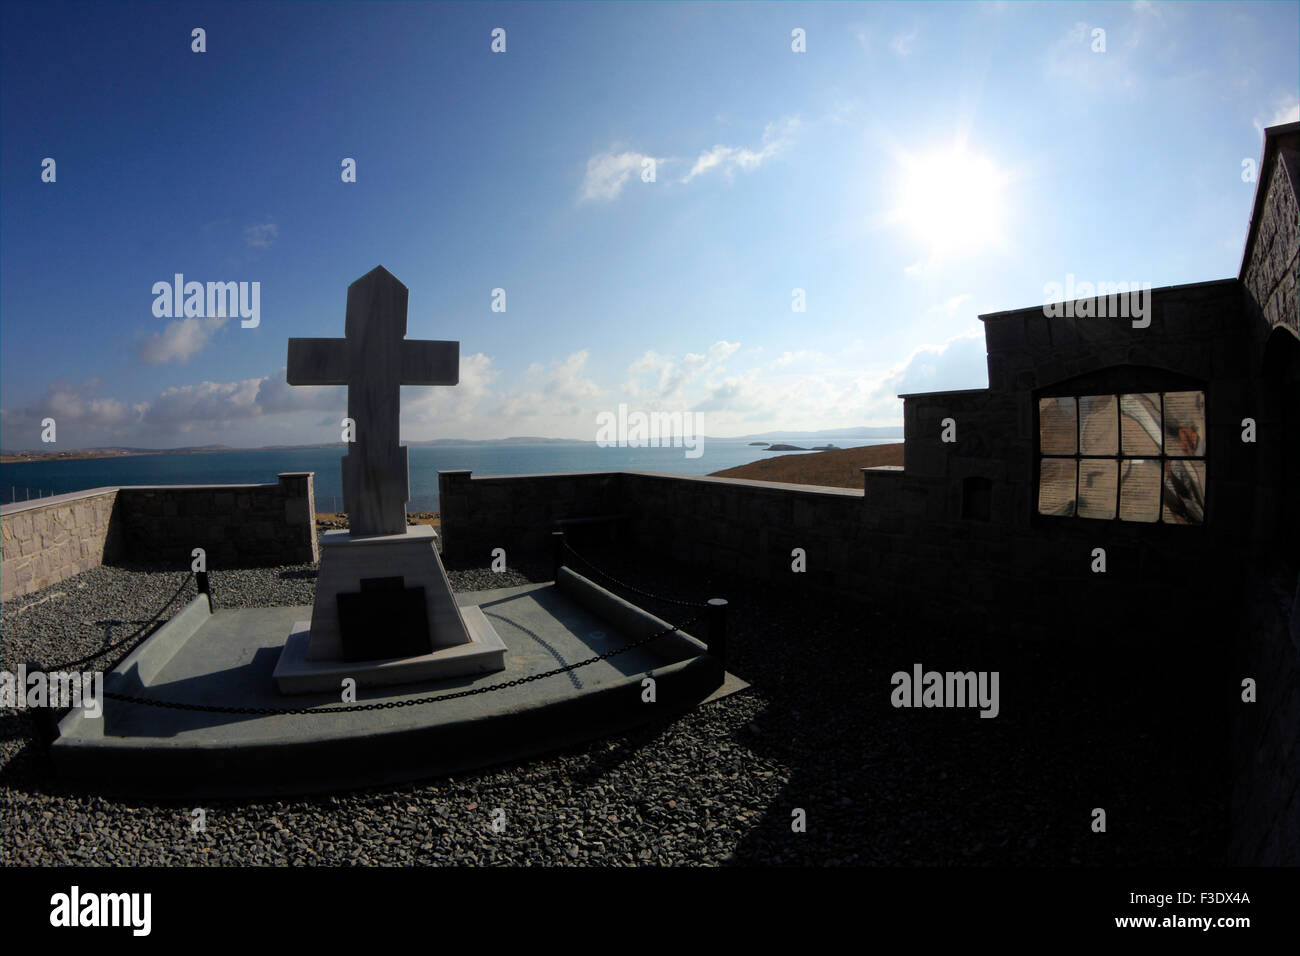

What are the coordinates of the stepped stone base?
(304, 525, 471, 661)
(273, 604, 507, 694)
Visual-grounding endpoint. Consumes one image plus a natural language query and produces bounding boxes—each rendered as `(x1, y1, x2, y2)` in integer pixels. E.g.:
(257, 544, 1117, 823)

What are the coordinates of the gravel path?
(1, 547, 1227, 866)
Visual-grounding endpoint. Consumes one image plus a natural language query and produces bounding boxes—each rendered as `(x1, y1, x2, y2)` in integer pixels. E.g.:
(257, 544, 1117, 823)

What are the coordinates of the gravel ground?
(1, 545, 1229, 866)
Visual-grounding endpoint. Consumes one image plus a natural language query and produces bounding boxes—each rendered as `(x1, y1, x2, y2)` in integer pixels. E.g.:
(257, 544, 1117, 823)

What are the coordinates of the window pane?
(1163, 459, 1206, 524)
(1038, 458, 1077, 516)
(1120, 393, 1162, 455)
(1039, 397, 1077, 455)
(1163, 391, 1205, 457)
(1078, 458, 1117, 519)
(1119, 458, 1161, 522)
(1079, 396, 1118, 455)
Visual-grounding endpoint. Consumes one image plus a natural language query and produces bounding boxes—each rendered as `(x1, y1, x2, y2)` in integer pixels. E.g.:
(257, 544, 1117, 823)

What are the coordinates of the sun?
(894, 145, 1007, 263)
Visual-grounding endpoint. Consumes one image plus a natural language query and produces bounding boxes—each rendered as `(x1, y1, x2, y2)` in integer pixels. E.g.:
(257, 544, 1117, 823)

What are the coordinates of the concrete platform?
(52, 573, 742, 796)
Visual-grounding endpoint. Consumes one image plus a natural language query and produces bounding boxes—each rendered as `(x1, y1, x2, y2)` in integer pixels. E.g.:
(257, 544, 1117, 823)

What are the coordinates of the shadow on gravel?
(563, 719, 677, 791)
(719, 597, 1232, 867)
(102, 561, 195, 574)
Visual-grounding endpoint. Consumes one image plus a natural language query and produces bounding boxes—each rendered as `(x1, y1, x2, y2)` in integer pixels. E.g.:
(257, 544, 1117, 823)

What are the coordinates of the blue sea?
(0, 438, 899, 512)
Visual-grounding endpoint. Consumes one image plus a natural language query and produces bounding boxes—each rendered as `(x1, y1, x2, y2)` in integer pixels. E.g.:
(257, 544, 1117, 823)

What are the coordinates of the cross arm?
(400, 340, 459, 386)
(287, 338, 349, 385)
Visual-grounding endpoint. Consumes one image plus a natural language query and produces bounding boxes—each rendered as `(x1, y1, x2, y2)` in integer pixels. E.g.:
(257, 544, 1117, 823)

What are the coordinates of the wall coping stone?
(440, 469, 865, 499)
(1, 474, 314, 517)
(897, 386, 990, 399)
(1, 486, 118, 516)
(978, 277, 1241, 322)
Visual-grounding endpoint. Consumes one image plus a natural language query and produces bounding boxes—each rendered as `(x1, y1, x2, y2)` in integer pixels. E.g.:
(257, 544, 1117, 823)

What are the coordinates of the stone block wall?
(439, 469, 631, 565)
(619, 472, 866, 590)
(0, 488, 121, 602)
(439, 467, 873, 596)
(1, 473, 318, 602)
(113, 472, 318, 570)
(1229, 560, 1300, 865)
(1243, 145, 1299, 341)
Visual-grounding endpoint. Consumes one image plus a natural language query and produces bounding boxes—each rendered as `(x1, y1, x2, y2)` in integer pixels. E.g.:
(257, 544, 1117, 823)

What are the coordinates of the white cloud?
(5, 324, 996, 446)
(138, 317, 226, 365)
(942, 293, 974, 316)
(500, 350, 600, 418)
(243, 220, 278, 248)
(255, 367, 344, 415)
(0, 379, 140, 434)
(625, 340, 740, 401)
(581, 118, 801, 201)
(880, 327, 989, 397)
(1045, 20, 1141, 92)
(405, 352, 497, 421)
(580, 151, 659, 202)
(770, 349, 820, 370)
(891, 29, 918, 57)
(1254, 94, 1299, 136)
(144, 378, 263, 430)
(681, 118, 800, 184)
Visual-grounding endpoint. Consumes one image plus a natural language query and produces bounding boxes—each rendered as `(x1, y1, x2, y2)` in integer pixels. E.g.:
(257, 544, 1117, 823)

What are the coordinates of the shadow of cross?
(286, 266, 458, 537)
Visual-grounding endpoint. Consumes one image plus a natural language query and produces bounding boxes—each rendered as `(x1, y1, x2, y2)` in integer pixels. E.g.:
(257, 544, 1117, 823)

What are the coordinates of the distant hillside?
(709, 443, 904, 489)
(0, 445, 234, 463)
(408, 436, 586, 446)
(726, 426, 903, 441)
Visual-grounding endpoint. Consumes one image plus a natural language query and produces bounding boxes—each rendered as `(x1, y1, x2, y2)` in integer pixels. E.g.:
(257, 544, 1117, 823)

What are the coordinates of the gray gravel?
(1, 560, 789, 866)
(1, 545, 1227, 866)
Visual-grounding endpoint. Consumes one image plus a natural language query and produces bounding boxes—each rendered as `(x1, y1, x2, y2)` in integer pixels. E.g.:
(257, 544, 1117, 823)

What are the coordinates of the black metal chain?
(101, 613, 701, 716)
(560, 540, 710, 609)
(32, 574, 193, 673)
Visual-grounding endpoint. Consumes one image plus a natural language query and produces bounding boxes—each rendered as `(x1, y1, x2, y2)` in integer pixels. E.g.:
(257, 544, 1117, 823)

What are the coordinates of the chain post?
(706, 598, 728, 672)
(551, 530, 566, 581)
(196, 569, 212, 609)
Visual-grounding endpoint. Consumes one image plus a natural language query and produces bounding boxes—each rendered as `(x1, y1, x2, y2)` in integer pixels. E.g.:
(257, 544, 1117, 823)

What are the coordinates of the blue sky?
(1, 0, 1296, 449)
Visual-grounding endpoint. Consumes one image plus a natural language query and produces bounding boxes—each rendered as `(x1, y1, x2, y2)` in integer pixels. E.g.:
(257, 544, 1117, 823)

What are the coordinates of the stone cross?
(286, 266, 458, 537)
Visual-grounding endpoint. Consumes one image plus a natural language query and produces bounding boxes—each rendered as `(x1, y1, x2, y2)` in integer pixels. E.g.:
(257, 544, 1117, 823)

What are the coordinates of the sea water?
(0, 439, 898, 512)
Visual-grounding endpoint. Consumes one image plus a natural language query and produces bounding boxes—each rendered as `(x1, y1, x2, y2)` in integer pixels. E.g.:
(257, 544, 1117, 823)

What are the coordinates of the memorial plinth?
(272, 526, 507, 693)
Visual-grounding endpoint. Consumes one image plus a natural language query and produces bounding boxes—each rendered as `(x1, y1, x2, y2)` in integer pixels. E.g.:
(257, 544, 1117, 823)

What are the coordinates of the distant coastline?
(0, 437, 587, 464)
(1, 427, 902, 465)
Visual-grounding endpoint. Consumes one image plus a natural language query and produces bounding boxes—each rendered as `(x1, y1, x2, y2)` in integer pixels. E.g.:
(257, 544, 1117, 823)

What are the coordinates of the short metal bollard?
(705, 598, 728, 672)
(551, 531, 566, 582)
(196, 570, 212, 609)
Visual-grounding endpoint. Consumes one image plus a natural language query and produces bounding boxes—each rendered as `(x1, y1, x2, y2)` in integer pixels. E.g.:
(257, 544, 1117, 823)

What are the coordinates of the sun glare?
(895, 146, 1007, 262)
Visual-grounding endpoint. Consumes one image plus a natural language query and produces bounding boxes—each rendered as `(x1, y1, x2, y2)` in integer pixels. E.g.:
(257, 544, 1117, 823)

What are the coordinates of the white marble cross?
(287, 266, 458, 537)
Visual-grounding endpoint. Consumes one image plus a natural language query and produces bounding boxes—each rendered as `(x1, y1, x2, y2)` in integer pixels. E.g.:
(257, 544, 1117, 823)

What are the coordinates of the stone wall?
(1242, 144, 1299, 340)
(439, 468, 866, 580)
(439, 469, 638, 565)
(0, 488, 120, 602)
(621, 472, 866, 588)
(1, 473, 318, 602)
(1229, 559, 1300, 865)
(112, 472, 318, 570)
